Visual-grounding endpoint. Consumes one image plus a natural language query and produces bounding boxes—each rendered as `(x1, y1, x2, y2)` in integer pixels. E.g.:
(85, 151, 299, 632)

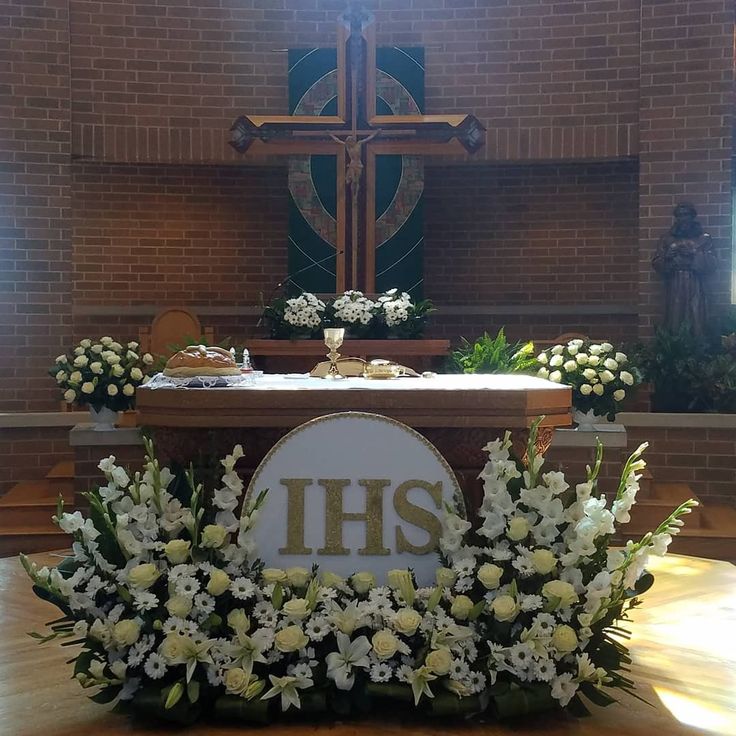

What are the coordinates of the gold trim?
(244, 411, 466, 518)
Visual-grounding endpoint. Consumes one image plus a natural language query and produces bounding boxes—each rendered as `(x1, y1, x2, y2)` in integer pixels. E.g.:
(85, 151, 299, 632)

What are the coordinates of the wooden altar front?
(245, 339, 451, 374)
(136, 374, 571, 513)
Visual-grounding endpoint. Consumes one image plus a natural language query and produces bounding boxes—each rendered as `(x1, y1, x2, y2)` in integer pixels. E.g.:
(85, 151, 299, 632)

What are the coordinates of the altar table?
(136, 374, 571, 512)
(2, 552, 734, 736)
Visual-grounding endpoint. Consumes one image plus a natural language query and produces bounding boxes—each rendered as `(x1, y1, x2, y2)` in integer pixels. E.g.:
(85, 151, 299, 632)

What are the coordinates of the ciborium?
(323, 328, 345, 379)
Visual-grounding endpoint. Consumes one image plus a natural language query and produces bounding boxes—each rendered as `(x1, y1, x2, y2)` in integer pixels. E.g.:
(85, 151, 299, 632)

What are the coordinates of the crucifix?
(230, 2, 485, 294)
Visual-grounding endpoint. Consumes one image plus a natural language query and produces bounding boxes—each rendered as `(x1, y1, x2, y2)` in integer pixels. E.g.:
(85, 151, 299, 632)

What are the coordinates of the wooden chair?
(139, 308, 215, 362)
(535, 332, 591, 348)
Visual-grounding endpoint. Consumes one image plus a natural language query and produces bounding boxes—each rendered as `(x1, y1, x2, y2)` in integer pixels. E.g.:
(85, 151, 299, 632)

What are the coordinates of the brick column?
(638, 1, 733, 338)
(0, 0, 73, 410)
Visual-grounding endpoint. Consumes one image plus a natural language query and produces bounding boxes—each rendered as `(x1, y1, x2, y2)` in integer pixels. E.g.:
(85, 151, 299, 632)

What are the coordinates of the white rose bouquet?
(24, 423, 692, 725)
(536, 339, 640, 420)
(50, 337, 153, 412)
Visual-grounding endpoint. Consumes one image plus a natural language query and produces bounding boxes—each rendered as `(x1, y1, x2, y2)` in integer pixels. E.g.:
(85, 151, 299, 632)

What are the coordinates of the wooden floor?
(1, 552, 735, 736)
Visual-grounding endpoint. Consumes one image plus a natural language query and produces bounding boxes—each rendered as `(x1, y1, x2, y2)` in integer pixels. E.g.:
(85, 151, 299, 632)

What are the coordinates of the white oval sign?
(245, 412, 463, 585)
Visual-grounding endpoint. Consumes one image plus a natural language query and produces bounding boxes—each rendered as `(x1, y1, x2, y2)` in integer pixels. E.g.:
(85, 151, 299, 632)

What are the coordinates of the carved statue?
(329, 130, 380, 197)
(652, 203, 717, 336)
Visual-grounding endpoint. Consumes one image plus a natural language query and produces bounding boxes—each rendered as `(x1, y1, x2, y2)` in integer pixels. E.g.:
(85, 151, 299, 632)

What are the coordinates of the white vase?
(88, 405, 119, 431)
(572, 408, 606, 430)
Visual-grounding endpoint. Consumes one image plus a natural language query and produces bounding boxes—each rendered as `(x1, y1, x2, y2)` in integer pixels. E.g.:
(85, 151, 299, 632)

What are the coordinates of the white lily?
(325, 632, 371, 690)
(262, 673, 313, 711)
(407, 665, 437, 705)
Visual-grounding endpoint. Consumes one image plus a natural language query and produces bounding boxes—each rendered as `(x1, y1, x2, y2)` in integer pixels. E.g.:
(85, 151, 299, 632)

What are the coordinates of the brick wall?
(69, 0, 641, 163)
(1, 0, 73, 411)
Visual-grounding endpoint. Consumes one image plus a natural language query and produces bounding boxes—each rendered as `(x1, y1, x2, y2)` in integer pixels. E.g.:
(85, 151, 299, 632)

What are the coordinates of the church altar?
(3, 552, 734, 736)
(136, 373, 571, 512)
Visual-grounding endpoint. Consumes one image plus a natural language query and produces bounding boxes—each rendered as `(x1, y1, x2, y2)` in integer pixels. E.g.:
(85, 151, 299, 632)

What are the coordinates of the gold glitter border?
(244, 411, 466, 518)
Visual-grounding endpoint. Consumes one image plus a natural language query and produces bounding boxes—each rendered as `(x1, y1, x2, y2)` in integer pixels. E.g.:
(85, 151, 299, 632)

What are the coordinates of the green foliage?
(448, 329, 537, 375)
(636, 324, 736, 412)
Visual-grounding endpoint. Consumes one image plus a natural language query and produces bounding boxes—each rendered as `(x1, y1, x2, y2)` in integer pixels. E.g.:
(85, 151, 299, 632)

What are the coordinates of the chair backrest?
(535, 332, 591, 348)
(141, 308, 212, 361)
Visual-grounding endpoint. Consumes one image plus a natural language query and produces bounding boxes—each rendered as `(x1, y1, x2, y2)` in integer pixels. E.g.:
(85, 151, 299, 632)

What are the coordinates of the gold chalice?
(323, 328, 345, 379)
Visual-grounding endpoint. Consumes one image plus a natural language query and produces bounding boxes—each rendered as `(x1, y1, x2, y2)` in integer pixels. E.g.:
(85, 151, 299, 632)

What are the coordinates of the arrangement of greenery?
(262, 289, 434, 340)
(23, 423, 694, 725)
(50, 337, 154, 412)
(448, 329, 536, 374)
(636, 324, 736, 413)
(536, 339, 639, 421)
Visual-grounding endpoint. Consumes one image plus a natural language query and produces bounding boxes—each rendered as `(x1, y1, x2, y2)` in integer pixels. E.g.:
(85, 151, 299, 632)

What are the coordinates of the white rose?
(166, 595, 193, 618)
(282, 597, 310, 620)
(613, 389, 626, 401)
(507, 516, 530, 541)
(551, 345, 564, 355)
(107, 384, 118, 396)
(567, 344, 579, 355)
(450, 594, 474, 621)
(537, 353, 548, 365)
(274, 625, 308, 653)
(392, 608, 422, 636)
(55, 370, 66, 382)
(63, 388, 76, 403)
(321, 571, 345, 588)
(583, 368, 596, 380)
(91, 344, 103, 354)
(552, 625, 578, 653)
(69, 370, 82, 383)
(563, 360, 577, 372)
(589, 344, 602, 355)
(286, 567, 310, 588)
(73, 346, 85, 356)
(123, 383, 135, 396)
(530, 548, 557, 575)
(491, 595, 519, 622)
(164, 539, 191, 564)
(603, 358, 618, 371)
(620, 371, 634, 386)
(127, 563, 159, 589)
(130, 367, 143, 381)
(113, 619, 140, 647)
(262, 568, 288, 585)
(201, 524, 227, 548)
(351, 571, 376, 594)
(225, 667, 250, 696)
(90, 362, 103, 375)
(56, 354, 68, 363)
(542, 580, 578, 607)
(587, 355, 600, 366)
(601, 342, 613, 352)
(73, 355, 88, 367)
(592, 383, 604, 396)
(575, 353, 589, 365)
(227, 609, 250, 632)
(81, 382, 95, 394)
(425, 647, 453, 675)
(579, 383, 593, 396)
(549, 370, 562, 383)
(549, 354, 564, 368)
(615, 352, 627, 364)
(143, 353, 154, 365)
(537, 367, 549, 378)
(105, 354, 121, 365)
(477, 563, 503, 589)
(599, 370, 615, 384)
(207, 568, 230, 596)
(101, 336, 113, 346)
(371, 629, 399, 660)
(435, 567, 456, 588)
(111, 364, 125, 377)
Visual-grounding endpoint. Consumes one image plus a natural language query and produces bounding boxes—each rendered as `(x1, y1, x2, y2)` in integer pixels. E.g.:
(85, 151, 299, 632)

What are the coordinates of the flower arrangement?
(263, 289, 434, 339)
(536, 339, 640, 421)
(23, 422, 694, 725)
(50, 337, 154, 412)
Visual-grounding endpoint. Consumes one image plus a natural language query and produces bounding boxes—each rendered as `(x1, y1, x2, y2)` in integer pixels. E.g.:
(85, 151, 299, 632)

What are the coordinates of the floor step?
(0, 501, 60, 531)
(625, 483, 703, 529)
(46, 460, 75, 501)
(0, 529, 70, 558)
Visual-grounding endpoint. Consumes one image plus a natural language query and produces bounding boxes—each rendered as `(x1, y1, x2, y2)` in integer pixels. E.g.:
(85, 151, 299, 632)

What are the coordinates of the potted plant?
(263, 293, 326, 339)
(374, 289, 435, 339)
(449, 328, 536, 374)
(50, 337, 154, 430)
(536, 339, 639, 426)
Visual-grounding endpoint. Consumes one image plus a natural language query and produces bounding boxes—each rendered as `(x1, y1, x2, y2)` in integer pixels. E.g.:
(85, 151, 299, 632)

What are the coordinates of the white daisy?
(174, 576, 200, 598)
(230, 577, 257, 600)
(305, 616, 331, 642)
(369, 662, 393, 683)
(143, 653, 167, 680)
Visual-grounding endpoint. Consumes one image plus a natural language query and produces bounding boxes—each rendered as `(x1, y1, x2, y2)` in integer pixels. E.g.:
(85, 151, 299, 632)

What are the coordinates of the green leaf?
(271, 582, 283, 610)
(187, 679, 200, 704)
(89, 685, 122, 704)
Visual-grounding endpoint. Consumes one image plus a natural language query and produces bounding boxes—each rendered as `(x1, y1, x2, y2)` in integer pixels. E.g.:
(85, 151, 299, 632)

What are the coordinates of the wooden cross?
(230, 2, 485, 294)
